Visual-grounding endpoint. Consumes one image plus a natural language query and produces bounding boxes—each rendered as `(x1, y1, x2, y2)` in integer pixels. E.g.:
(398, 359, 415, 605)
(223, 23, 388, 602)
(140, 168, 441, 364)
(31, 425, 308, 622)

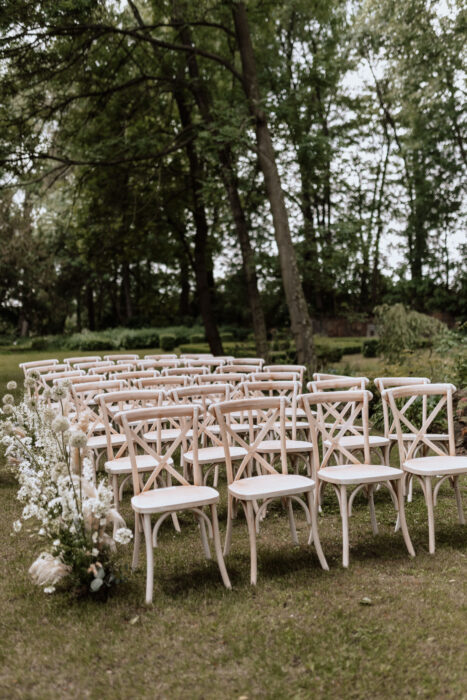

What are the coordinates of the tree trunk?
(232, 2, 316, 369)
(174, 15, 268, 359)
(122, 261, 133, 323)
(86, 284, 95, 331)
(173, 88, 224, 355)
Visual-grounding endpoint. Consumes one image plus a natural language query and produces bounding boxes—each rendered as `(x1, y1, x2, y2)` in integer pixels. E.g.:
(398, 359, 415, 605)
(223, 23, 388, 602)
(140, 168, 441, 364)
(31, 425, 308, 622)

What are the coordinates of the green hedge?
(362, 339, 380, 358)
(160, 334, 177, 351)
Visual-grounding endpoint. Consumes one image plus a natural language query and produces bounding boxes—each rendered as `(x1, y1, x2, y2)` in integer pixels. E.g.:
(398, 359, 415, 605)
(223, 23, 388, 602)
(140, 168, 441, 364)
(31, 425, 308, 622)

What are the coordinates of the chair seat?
(87, 433, 126, 450)
(324, 435, 389, 449)
(144, 429, 181, 442)
(183, 445, 247, 464)
(319, 464, 403, 485)
(256, 439, 313, 453)
(228, 473, 315, 500)
(389, 433, 449, 442)
(131, 485, 219, 513)
(403, 455, 467, 476)
(105, 454, 167, 474)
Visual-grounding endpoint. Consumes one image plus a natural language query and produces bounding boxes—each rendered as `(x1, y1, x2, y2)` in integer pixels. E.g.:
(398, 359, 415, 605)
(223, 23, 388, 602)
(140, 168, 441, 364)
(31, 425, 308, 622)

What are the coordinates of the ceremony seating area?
(20, 352, 467, 604)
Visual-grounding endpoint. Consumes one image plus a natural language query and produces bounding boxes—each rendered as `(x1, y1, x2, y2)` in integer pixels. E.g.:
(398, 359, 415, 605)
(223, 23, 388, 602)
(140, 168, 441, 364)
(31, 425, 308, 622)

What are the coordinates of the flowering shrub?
(0, 378, 132, 597)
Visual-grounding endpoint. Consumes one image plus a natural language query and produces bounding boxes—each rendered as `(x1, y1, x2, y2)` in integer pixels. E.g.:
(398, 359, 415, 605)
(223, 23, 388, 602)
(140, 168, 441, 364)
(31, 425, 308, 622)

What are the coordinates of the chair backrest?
(97, 389, 165, 460)
(103, 363, 133, 374)
(211, 396, 289, 483)
(374, 377, 431, 438)
(63, 374, 103, 386)
(251, 371, 301, 383)
(103, 354, 139, 361)
(186, 358, 227, 369)
(300, 390, 373, 472)
(71, 380, 126, 424)
(75, 360, 114, 371)
(150, 360, 183, 371)
(216, 364, 257, 375)
(197, 372, 246, 386)
(108, 370, 158, 384)
(263, 364, 306, 383)
(307, 377, 369, 392)
(20, 359, 58, 376)
(34, 363, 69, 374)
(137, 375, 193, 390)
(85, 365, 112, 375)
(230, 357, 265, 368)
(116, 404, 200, 494)
(382, 383, 456, 459)
(136, 359, 159, 369)
(41, 370, 85, 386)
(312, 372, 354, 381)
(64, 356, 101, 365)
(162, 366, 208, 377)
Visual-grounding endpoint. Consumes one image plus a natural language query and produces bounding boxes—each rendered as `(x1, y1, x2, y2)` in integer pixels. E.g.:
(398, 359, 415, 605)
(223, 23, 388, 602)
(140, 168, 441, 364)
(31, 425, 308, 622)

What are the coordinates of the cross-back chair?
(116, 404, 231, 603)
(300, 390, 415, 567)
(20, 359, 58, 377)
(263, 364, 306, 384)
(97, 389, 166, 508)
(64, 356, 102, 366)
(211, 396, 328, 584)
(383, 383, 466, 553)
(137, 375, 193, 392)
(104, 354, 139, 362)
(162, 366, 208, 377)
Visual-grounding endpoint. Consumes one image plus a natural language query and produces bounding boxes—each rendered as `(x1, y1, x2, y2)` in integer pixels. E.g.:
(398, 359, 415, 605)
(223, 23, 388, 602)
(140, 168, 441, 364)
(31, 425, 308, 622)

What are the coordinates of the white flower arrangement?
(1, 382, 132, 597)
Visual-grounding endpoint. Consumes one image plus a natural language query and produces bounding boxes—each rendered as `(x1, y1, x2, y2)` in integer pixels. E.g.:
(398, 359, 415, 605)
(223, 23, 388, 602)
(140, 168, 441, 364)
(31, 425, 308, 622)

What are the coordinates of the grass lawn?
(1, 352, 466, 699)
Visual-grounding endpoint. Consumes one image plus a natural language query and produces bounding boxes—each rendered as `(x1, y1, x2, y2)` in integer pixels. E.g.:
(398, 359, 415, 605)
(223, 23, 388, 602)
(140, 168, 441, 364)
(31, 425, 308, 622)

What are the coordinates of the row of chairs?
(20, 355, 467, 603)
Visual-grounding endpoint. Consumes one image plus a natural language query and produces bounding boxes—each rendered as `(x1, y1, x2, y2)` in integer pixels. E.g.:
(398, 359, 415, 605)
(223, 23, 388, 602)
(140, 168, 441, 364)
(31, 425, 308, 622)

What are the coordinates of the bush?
(362, 339, 380, 358)
(116, 328, 159, 349)
(190, 334, 205, 344)
(374, 304, 446, 360)
(160, 334, 177, 351)
(220, 332, 235, 342)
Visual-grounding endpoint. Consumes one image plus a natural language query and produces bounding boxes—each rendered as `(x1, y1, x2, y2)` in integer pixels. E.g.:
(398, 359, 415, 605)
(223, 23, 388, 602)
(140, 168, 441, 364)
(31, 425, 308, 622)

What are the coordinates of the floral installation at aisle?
(0, 373, 132, 597)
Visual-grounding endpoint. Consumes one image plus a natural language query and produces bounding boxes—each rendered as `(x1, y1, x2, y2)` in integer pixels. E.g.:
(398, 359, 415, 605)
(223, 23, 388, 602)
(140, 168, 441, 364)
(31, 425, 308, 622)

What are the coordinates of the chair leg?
(198, 515, 211, 559)
(142, 513, 154, 605)
(407, 474, 414, 502)
(339, 485, 350, 568)
(171, 512, 181, 533)
(245, 501, 258, 585)
(132, 512, 142, 570)
(112, 475, 120, 510)
(396, 479, 415, 557)
(424, 476, 436, 554)
(210, 504, 232, 589)
(287, 498, 299, 545)
(307, 491, 329, 571)
(452, 476, 465, 525)
(368, 484, 379, 535)
(224, 494, 234, 556)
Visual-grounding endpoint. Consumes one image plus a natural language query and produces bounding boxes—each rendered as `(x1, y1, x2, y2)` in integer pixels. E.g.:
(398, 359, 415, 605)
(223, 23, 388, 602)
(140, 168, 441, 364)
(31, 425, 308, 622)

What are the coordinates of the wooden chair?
(144, 354, 178, 360)
(170, 383, 238, 486)
(104, 354, 139, 362)
(241, 381, 314, 477)
(137, 376, 193, 391)
(264, 364, 306, 384)
(179, 353, 214, 360)
(116, 404, 231, 603)
(75, 360, 114, 371)
(162, 366, 208, 378)
(300, 390, 415, 567)
(197, 372, 246, 389)
(109, 370, 158, 385)
(211, 396, 328, 584)
(97, 390, 165, 509)
(374, 377, 436, 502)
(383, 383, 467, 553)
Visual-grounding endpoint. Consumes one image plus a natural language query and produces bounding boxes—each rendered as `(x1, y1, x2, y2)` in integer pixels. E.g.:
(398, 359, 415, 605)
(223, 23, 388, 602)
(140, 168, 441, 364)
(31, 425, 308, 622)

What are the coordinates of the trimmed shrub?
(362, 339, 380, 358)
(220, 332, 235, 342)
(190, 333, 205, 344)
(160, 334, 177, 351)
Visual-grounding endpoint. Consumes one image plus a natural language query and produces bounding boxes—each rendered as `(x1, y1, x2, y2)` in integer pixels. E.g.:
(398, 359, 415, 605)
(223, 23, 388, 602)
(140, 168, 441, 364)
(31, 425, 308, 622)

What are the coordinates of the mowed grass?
(0, 352, 466, 699)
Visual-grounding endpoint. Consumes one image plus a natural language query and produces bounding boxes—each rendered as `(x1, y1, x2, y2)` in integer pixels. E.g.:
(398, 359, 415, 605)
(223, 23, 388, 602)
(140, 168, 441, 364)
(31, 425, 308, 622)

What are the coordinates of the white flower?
(52, 385, 67, 400)
(114, 527, 133, 545)
(2, 394, 14, 405)
(44, 586, 56, 594)
(2, 404, 14, 416)
(69, 431, 87, 448)
(91, 548, 99, 557)
(7, 381, 17, 390)
(52, 416, 69, 433)
(12, 520, 22, 533)
(24, 376, 36, 388)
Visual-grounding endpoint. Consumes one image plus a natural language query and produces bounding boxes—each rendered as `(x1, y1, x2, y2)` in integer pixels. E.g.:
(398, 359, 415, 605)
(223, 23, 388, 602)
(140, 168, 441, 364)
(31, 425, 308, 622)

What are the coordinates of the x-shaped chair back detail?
(71, 380, 125, 429)
(116, 404, 200, 494)
(241, 380, 301, 437)
(169, 383, 233, 448)
(374, 377, 430, 439)
(97, 389, 165, 461)
(211, 396, 289, 483)
(383, 383, 456, 461)
(300, 390, 372, 472)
